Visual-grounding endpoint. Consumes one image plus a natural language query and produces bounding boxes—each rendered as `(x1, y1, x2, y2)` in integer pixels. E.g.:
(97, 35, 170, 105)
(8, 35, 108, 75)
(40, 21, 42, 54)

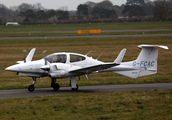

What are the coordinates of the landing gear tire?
(53, 83, 60, 90)
(72, 84, 78, 91)
(28, 84, 35, 92)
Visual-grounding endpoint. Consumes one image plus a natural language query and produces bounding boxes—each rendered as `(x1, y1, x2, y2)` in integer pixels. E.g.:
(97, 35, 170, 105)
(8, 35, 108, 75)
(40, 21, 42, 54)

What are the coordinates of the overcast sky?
(0, 0, 127, 10)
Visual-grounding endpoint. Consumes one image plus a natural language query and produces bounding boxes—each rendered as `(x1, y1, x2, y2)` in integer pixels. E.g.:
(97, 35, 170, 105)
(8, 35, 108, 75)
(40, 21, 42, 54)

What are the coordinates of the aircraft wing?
(69, 63, 119, 74)
(69, 48, 126, 74)
(25, 48, 36, 62)
(16, 48, 36, 64)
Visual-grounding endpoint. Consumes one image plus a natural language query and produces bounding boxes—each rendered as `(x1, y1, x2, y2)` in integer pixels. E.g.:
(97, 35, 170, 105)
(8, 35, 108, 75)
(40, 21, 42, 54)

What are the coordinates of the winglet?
(25, 48, 36, 62)
(114, 48, 126, 64)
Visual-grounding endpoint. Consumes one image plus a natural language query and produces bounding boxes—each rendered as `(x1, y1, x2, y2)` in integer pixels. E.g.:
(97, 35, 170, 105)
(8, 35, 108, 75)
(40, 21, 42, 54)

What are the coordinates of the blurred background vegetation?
(0, 0, 172, 25)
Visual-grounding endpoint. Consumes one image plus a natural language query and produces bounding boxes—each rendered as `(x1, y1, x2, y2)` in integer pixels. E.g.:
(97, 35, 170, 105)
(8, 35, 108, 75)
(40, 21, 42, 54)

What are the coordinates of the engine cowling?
(49, 70, 67, 78)
(48, 63, 69, 78)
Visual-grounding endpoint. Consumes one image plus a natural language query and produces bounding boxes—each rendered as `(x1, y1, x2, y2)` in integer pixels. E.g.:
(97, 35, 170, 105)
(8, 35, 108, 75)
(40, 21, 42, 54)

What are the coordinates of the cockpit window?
(45, 54, 67, 63)
(70, 54, 86, 62)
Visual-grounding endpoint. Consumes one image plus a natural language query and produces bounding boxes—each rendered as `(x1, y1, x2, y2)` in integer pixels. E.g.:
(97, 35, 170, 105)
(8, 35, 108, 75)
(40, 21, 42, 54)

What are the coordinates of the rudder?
(134, 46, 158, 77)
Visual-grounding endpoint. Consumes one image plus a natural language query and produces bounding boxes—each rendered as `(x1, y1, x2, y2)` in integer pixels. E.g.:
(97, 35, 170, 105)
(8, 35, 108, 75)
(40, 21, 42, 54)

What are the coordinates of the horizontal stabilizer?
(138, 44, 169, 50)
(114, 48, 126, 64)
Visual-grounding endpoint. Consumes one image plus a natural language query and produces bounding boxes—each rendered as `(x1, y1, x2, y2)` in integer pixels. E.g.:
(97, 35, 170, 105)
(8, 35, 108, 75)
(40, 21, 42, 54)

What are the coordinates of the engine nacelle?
(49, 70, 68, 78)
(48, 63, 71, 78)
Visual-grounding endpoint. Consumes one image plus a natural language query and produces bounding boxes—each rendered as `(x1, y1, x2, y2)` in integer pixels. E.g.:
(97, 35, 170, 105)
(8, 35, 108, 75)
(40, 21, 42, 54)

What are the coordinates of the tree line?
(18, 9, 69, 23)
(0, 0, 172, 24)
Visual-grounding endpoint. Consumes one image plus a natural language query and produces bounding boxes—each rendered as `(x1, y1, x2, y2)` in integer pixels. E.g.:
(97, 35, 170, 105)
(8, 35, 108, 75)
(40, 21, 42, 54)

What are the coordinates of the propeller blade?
(42, 50, 47, 57)
(23, 49, 27, 62)
(42, 50, 47, 65)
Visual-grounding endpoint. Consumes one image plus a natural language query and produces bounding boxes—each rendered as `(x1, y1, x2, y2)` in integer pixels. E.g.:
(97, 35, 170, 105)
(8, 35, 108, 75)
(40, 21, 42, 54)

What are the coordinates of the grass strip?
(0, 90, 172, 119)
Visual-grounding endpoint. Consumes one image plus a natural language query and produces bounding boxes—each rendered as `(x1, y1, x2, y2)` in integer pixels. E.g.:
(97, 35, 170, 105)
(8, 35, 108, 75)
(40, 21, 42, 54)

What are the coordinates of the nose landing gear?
(28, 77, 36, 92)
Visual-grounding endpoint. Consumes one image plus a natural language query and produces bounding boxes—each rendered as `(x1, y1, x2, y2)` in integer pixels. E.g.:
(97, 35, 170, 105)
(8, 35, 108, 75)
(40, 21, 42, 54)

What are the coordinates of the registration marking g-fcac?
(133, 61, 155, 67)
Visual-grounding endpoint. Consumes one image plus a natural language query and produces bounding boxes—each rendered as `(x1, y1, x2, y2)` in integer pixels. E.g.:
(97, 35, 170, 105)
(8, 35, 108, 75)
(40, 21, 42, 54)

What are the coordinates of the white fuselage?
(5, 45, 168, 92)
(6, 52, 104, 78)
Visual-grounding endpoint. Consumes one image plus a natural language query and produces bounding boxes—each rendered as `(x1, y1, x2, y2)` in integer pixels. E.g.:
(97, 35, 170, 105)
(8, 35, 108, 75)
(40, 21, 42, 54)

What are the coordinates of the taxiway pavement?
(0, 34, 172, 40)
(1, 29, 172, 33)
(0, 83, 171, 99)
(0, 29, 172, 39)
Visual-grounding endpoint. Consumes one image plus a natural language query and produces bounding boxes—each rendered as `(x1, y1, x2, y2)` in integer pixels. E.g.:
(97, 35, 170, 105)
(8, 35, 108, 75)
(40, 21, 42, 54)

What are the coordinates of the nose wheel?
(28, 77, 36, 92)
(28, 84, 35, 92)
(53, 83, 60, 90)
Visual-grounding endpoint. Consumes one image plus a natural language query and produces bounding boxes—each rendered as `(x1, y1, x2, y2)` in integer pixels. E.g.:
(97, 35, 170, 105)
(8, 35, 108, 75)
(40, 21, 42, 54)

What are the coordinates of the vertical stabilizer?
(135, 45, 168, 77)
(134, 47, 158, 77)
(113, 45, 168, 78)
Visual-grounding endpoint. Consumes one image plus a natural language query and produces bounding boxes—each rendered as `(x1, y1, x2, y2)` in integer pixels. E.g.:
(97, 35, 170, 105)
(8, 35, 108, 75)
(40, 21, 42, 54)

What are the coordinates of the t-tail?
(113, 45, 169, 78)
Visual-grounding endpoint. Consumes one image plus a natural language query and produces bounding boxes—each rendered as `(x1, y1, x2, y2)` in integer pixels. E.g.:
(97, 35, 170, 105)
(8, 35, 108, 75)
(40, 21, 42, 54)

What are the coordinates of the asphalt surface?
(0, 29, 172, 39)
(1, 29, 172, 33)
(0, 34, 172, 40)
(0, 83, 171, 99)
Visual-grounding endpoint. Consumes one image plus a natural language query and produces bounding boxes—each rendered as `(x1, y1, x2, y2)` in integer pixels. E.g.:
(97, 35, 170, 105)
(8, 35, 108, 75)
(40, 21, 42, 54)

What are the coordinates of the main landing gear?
(27, 77, 79, 92)
(70, 77, 79, 91)
(51, 77, 79, 91)
(51, 78, 60, 90)
(71, 84, 78, 91)
(28, 77, 36, 92)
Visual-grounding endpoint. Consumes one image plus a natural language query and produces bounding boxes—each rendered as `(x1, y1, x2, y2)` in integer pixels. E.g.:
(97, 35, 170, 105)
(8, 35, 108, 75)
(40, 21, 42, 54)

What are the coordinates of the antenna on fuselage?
(86, 50, 92, 56)
(96, 53, 103, 60)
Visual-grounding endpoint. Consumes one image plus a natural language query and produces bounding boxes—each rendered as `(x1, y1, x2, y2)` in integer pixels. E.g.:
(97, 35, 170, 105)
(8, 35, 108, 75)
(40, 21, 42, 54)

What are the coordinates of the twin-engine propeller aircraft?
(5, 45, 168, 92)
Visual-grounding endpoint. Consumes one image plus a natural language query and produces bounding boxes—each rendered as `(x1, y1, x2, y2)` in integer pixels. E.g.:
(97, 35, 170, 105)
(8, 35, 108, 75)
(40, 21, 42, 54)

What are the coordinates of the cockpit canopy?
(70, 54, 86, 62)
(45, 53, 86, 63)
